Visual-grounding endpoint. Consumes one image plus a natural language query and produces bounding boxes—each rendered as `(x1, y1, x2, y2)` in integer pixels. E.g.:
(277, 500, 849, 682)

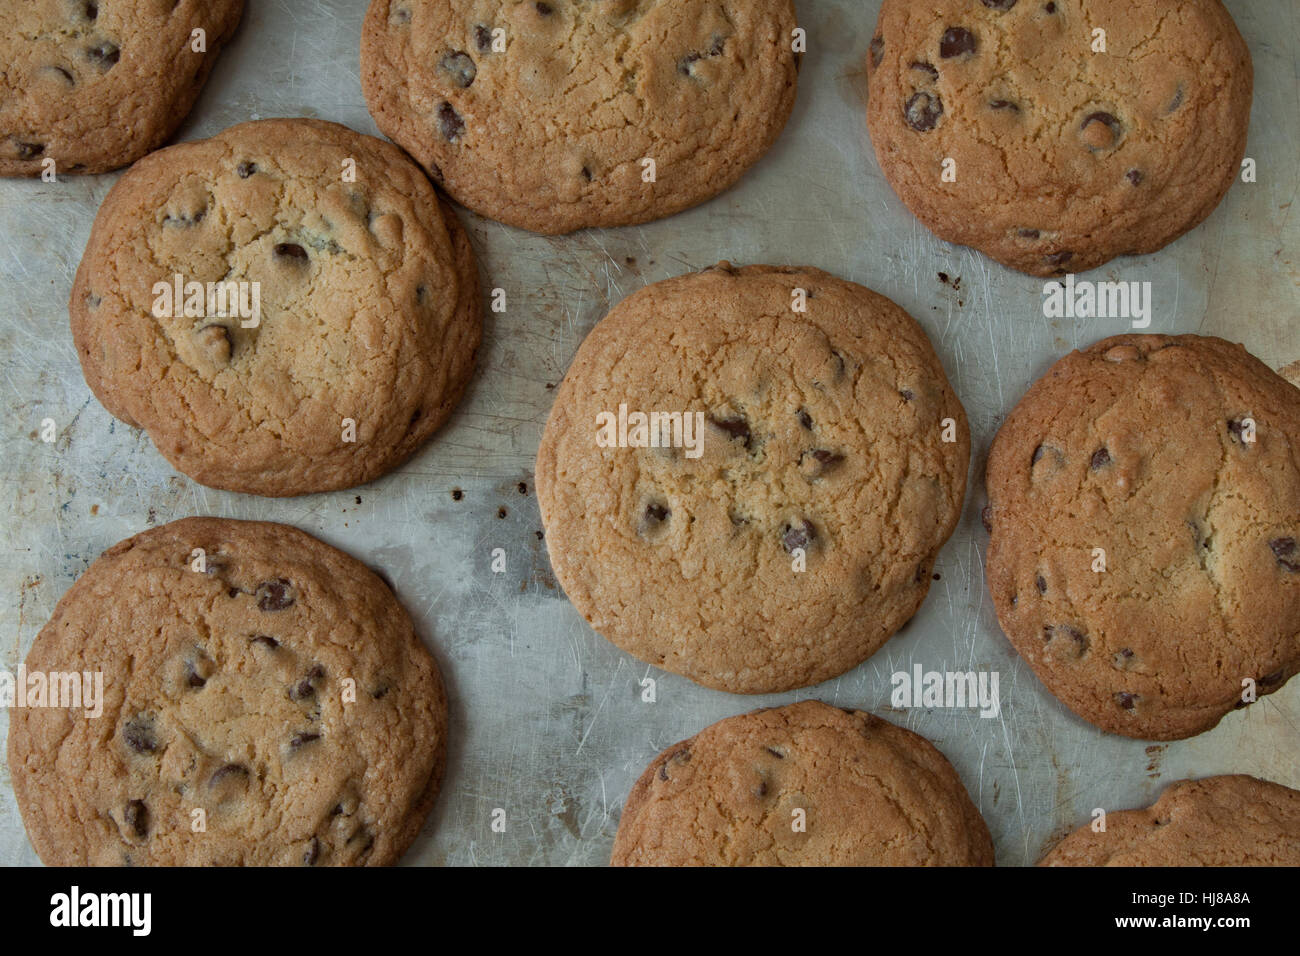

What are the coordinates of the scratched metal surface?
(0, 0, 1297, 867)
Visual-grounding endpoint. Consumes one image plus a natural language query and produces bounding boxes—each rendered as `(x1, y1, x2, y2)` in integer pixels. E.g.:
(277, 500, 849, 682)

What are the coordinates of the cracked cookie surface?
(611, 700, 994, 866)
(865, 0, 1252, 276)
(7, 517, 447, 866)
(360, 0, 798, 233)
(1040, 775, 1300, 865)
(1, 0, 244, 176)
(535, 264, 969, 694)
(985, 335, 1300, 740)
(70, 118, 482, 497)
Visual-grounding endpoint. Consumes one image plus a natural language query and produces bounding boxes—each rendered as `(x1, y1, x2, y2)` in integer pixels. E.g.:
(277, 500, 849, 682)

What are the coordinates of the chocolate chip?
(372, 684, 391, 699)
(904, 91, 943, 132)
(765, 747, 785, 759)
(535, 2, 553, 14)
(781, 519, 816, 553)
(451, 488, 463, 501)
(1126, 169, 1144, 186)
(753, 780, 768, 798)
(1260, 670, 1284, 687)
(439, 51, 476, 88)
(1081, 111, 1123, 150)
(708, 413, 752, 449)
(185, 662, 206, 688)
(1044, 624, 1089, 654)
(209, 763, 248, 786)
(290, 665, 325, 701)
(910, 60, 938, 80)
(1227, 418, 1250, 443)
(1166, 87, 1184, 113)
(1036, 574, 1047, 594)
(1113, 648, 1136, 669)
(1031, 444, 1045, 465)
(939, 27, 976, 59)
(581, 165, 592, 181)
(1018, 228, 1041, 239)
(900, 389, 915, 402)
(438, 102, 465, 142)
(797, 408, 813, 430)
(1090, 447, 1111, 469)
(256, 578, 295, 612)
(251, 634, 279, 649)
(800, 449, 844, 478)
(16, 142, 45, 161)
(644, 503, 670, 524)
(982, 0, 1018, 8)
(164, 208, 205, 227)
(290, 732, 321, 748)
(84, 2, 99, 19)
(658, 746, 690, 781)
(1116, 692, 1138, 710)
(1044, 250, 1073, 270)
(868, 36, 884, 70)
(236, 161, 257, 178)
(123, 716, 157, 754)
(86, 42, 119, 66)
(989, 99, 1020, 112)
(124, 799, 149, 838)
(474, 25, 493, 52)
(304, 837, 320, 865)
(678, 52, 703, 75)
(1044, 2, 1057, 12)
(981, 505, 993, 532)
(274, 243, 308, 262)
(1269, 537, 1299, 573)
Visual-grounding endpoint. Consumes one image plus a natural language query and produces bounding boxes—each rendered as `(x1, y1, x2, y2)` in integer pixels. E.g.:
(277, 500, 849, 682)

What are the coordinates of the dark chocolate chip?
(982, 0, 1018, 8)
(910, 60, 938, 80)
(440, 51, 476, 88)
(84, 3, 99, 19)
(274, 243, 308, 262)
(535, 2, 553, 14)
(781, 519, 816, 554)
(1031, 444, 1045, 465)
(372, 684, 391, 699)
(251, 634, 279, 649)
(304, 837, 320, 865)
(868, 36, 884, 70)
(1116, 692, 1138, 710)
(1036, 574, 1047, 594)
(86, 42, 120, 66)
(256, 578, 295, 611)
(290, 732, 321, 748)
(900, 389, 915, 402)
(438, 102, 465, 142)
(16, 142, 45, 161)
(209, 763, 248, 786)
(1044, 624, 1089, 653)
(1227, 418, 1250, 443)
(123, 716, 157, 754)
(185, 662, 206, 688)
(1126, 169, 1144, 186)
(797, 408, 813, 430)
(474, 25, 493, 52)
(990, 99, 1020, 112)
(708, 413, 752, 449)
(1044, 2, 1057, 12)
(800, 448, 845, 477)
(904, 91, 943, 132)
(939, 27, 976, 59)
(1090, 447, 1111, 469)
(290, 665, 325, 701)
(1166, 87, 1184, 113)
(1044, 251, 1073, 269)
(1269, 537, 1299, 573)
(1260, 670, 1284, 687)
(1018, 228, 1041, 239)
(981, 505, 993, 533)
(124, 799, 149, 838)
(236, 161, 257, 178)
(754, 780, 768, 798)
(581, 165, 592, 181)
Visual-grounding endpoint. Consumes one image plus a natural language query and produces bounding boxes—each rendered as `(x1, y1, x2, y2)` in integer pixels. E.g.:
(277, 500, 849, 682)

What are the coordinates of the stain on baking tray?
(1145, 744, 1164, 778)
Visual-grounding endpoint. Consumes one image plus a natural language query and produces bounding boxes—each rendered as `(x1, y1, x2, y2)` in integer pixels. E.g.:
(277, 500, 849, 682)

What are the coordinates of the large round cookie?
(1, 0, 244, 176)
(1040, 775, 1300, 866)
(360, 0, 799, 233)
(865, 0, 1252, 276)
(70, 118, 481, 497)
(985, 335, 1300, 740)
(611, 701, 994, 866)
(7, 517, 447, 866)
(536, 264, 969, 694)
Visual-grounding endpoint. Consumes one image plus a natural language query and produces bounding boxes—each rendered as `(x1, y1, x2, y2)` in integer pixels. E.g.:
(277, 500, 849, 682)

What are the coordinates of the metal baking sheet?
(1, 0, 1296, 867)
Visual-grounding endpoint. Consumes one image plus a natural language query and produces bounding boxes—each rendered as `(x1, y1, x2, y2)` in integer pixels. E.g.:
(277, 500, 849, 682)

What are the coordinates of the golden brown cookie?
(865, 0, 1252, 276)
(360, 0, 799, 232)
(612, 701, 994, 866)
(985, 334, 1300, 740)
(7, 517, 447, 866)
(70, 118, 481, 497)
(1, 0, 244, 176)
(1040, 775, 1300, 866)
(536, 264, 969, 694)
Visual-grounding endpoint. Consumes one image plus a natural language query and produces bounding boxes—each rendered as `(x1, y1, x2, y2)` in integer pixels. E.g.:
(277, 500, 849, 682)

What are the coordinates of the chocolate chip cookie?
(1040, 775, 1300, 866)
(1, 0, 244, 176)
(360, 0, 799, 233)
(985, 335, 1300, 740)
(70, 118, 482, 497)
(535, 264, 969, 694)
(612, 701, 994, 866)
(865, 0, 1252, 276)
(8, 517, 447, 866)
